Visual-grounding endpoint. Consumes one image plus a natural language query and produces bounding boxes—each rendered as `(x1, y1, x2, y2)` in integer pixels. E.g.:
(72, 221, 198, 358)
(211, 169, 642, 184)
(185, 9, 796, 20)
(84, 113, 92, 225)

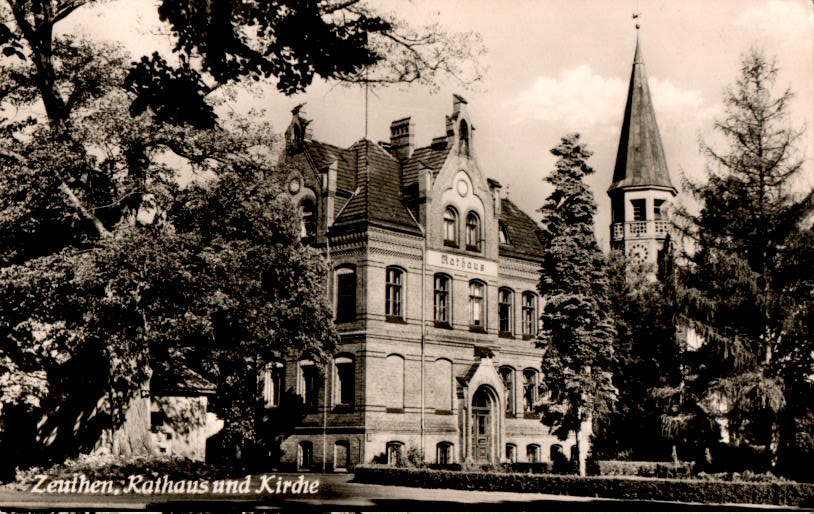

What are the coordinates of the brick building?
(269, 94, 582, 471)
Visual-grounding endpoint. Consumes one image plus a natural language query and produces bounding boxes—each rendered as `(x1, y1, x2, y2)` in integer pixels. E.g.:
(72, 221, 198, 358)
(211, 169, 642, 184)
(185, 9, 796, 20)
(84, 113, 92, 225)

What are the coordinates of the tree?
(0, 0, 483, 470)
(669, 48, 814, 472)
(594, 250, 683, 461)
(537, 133, 617, 476)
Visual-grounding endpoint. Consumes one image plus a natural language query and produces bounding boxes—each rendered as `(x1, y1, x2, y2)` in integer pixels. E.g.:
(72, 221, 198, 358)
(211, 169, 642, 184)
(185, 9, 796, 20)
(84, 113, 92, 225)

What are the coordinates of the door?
(335, 442, 349, 471)
(473, 410, 491, 461)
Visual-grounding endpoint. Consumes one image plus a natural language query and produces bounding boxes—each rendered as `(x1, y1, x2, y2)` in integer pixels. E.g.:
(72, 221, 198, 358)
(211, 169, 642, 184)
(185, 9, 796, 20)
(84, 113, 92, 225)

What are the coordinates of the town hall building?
(265, 34, 673, 472)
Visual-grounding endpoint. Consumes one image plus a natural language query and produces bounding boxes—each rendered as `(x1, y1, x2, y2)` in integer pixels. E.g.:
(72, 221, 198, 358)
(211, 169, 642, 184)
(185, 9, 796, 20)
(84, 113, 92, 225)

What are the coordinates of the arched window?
(432, 358, 453, 412)
(386, 441, 404, 466)
(498, 288, 514, 337)
(436, 442, 453, 465)
(335, 266, 356, 323)
(523, 368, 539, 415)
(521, 292, 537, 338)
(459, 120, 470, 157)
(527, 444, 541, 463)
(385, 267, 404, 320)
(469, 280, 485, 330)
(334, 441, 350, 471)
(261, 361, 284, 408)
(550, 443, 565, 464)
(298, 360, 320, 413)
(300, 198, 316, 239)
(443, 207, 459, 246)
(465, 212, 481, 251)
(298, 441, 313, 470)
(333, 355, 354, 406)
(384, 354, 405, 411)
(499, 366, 515, 416)
(506, 443, 517, 463)
(434, 274, 451, 325)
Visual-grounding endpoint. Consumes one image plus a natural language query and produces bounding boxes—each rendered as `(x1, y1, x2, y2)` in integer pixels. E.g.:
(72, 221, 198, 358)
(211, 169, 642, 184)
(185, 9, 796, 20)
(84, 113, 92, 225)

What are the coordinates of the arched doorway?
(471, 386, 498, 462)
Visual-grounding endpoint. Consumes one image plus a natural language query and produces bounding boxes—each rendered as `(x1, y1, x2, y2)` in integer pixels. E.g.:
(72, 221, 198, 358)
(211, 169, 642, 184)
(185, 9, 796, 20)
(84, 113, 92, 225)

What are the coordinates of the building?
(608, 36, 677, 265)
(271, 94, 583, 471)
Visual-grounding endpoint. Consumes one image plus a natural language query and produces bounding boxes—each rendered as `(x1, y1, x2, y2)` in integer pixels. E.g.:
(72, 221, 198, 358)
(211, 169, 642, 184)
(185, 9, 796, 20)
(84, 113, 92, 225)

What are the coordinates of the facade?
(271, 95, 582, 471)
(608, 37, 677, 265)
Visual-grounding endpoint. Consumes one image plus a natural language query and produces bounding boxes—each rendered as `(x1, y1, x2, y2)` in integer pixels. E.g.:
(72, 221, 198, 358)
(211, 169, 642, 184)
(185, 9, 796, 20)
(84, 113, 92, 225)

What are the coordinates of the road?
(0, 472, 801, 511)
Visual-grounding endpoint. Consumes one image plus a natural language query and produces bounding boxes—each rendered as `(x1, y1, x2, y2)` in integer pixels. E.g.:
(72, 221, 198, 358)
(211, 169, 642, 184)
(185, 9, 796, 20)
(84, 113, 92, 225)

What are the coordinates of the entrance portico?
(459, 354, 505, 463)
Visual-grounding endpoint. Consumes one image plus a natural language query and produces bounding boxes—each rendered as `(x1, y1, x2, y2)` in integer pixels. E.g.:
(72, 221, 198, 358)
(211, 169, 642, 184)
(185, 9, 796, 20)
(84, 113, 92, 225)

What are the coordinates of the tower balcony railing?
(611, 220, 671, 241)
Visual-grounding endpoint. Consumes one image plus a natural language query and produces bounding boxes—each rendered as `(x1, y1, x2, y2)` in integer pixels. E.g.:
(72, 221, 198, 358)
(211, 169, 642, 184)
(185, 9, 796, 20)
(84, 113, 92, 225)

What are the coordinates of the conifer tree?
(668, 48, 813, 471)
(537, 133, 617, 476)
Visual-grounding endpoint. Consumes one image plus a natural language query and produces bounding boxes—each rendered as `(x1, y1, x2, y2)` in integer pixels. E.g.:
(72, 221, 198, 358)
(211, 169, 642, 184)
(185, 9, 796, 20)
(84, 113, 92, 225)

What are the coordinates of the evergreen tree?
(595, 250, 683, 461)
(537, 133, 617, 476)
(668, 48, 814, 471)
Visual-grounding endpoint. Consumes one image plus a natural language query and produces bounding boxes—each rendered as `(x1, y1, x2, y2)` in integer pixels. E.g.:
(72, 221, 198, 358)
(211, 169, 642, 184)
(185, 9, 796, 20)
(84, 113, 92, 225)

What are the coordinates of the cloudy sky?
(64, 0, 814, 247)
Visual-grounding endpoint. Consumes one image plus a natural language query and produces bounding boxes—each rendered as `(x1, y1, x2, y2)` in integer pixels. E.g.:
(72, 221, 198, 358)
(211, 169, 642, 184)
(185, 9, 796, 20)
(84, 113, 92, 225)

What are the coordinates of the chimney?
(452, 93, 468, 115)
(390, 117, 415, 160)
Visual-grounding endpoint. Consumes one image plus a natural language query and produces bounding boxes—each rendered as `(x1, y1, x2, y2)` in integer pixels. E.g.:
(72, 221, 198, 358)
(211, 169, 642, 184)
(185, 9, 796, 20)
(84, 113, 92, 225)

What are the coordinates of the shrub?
(353, 466, 814, 507)
(597, 460, 694, 478)
(8, 454, 220, 491)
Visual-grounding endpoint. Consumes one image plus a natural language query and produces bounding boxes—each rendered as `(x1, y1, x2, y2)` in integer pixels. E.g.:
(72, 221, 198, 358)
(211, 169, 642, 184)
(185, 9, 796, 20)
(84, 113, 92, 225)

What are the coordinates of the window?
(334, 441, 350, 471)
(436, 442, 453, 465)
(298, 361, 320, 412)
(465, 212, 481, 251)
(443, 207, 459, 246)
(434, 274, 451, 325)
(632, 199, 646, 221)
(300, 198, 316, 239)
(334, 356, 354, 406)
(386, 441, 403, 466)
(469, 281, 485, 330)
(523, 369, 538, 415)
(432, 358, 453, 412)
(654, 199, 665, 220)
(384, 354, 405, 411)
(335, 266, 356, 323)
(385, 267, 404, 320)
(506, 444, 517, 463)
(521, 292, 537, 338)
(499, 366, 515, 416)
(550, 444, 565, 464)
(261, 361, 284, 408)
(527, 444, 541, 463)
(459, 120, 470, 156)
(498, 288, 514, 336)
(499, 224, 510, 244)
(298, 441, 313, 470)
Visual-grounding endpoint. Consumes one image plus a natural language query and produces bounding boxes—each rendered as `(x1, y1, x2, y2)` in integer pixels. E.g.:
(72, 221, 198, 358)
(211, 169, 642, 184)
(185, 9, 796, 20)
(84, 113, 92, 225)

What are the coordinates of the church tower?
(608, 34, 677, 264)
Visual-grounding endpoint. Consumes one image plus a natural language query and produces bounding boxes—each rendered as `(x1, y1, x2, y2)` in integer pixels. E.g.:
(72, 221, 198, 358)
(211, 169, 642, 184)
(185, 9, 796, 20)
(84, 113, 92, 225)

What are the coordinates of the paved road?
(0, 472, 801, 511)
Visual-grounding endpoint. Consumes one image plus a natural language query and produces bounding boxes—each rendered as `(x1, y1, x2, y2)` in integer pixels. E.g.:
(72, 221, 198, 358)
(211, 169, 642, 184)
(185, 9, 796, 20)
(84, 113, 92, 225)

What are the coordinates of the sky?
(62, 0, 814, 248)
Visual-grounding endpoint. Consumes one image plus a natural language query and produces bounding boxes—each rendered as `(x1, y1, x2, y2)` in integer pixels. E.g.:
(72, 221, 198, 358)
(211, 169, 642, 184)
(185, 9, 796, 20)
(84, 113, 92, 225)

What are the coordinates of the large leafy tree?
(0, 0, 483, 471)
(667, 48, 814, 472)
(537, 133, 617, 476)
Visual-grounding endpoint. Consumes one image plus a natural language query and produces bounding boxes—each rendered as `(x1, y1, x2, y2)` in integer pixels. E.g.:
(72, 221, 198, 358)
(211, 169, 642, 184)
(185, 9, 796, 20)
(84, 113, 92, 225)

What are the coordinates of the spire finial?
(632, 11, 640, 31)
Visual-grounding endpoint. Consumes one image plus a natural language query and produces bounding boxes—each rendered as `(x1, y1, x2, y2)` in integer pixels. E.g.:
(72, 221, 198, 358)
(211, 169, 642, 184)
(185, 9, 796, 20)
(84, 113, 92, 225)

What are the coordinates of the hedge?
(353, 465, 814, 507)
(597, 459, 693, 478)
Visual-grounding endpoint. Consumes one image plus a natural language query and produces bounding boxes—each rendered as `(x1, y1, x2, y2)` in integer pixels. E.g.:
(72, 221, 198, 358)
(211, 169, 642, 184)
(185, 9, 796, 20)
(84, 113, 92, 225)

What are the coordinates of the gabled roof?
(330, 140, 423, 235)
(609, 37, 676, 193)
(499, 198, 545, 261)
(305, 140, 356, 193)
(401, 143, 451, 188)
(151, 359, 216, 396)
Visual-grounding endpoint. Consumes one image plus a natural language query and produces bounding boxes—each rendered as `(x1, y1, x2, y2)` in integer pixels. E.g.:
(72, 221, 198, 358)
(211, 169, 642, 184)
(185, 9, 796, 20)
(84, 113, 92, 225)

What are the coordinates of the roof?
(151, 359, 216, 396)
(499, 198, 545, 261)
(401, 143, 451, 188)
(608, 37, 676, 193)
(330, 140, 423, 234)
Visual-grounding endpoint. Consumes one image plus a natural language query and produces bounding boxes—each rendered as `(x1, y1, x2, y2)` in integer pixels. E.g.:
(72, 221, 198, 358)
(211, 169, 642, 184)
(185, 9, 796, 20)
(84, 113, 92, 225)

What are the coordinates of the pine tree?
(537, 133, 617, 476)
(670, 48, 814, 471)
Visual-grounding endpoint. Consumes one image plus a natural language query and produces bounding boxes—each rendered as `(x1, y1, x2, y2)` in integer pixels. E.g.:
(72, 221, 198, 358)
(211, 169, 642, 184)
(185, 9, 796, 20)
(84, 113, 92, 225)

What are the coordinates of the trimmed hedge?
(597, 459, 694, 478)
(353, 465, 814, 507)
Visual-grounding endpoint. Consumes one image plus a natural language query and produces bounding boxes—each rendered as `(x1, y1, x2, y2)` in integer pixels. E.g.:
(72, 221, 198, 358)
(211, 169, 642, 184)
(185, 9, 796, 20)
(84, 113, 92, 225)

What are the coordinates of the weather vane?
(632, 11, 641, 30)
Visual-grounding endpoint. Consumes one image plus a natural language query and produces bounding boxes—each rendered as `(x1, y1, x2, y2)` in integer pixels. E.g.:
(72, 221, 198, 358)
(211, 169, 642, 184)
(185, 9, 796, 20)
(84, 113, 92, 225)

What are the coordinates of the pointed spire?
(608, 35, 676, 193)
